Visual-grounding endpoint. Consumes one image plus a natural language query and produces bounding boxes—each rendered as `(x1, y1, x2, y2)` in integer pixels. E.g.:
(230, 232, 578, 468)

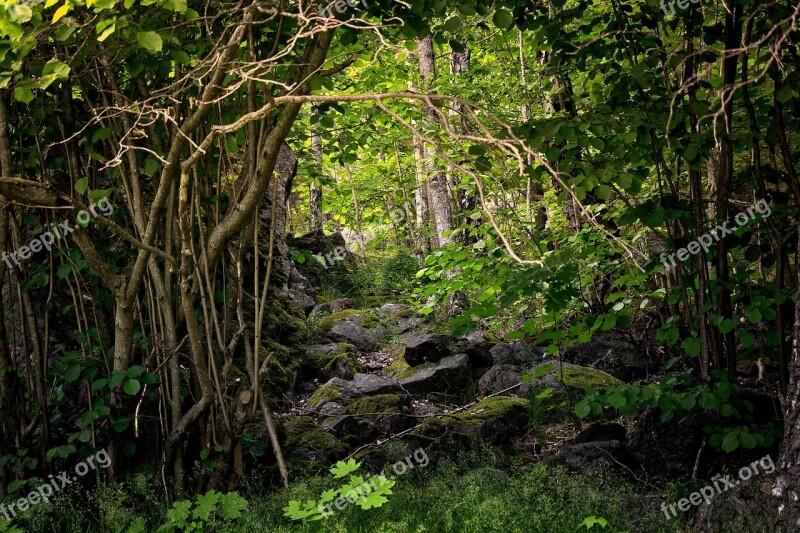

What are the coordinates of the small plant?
(157, 490, 248, 532)
(577, 515, 626, 531)
(283, 458, 395, 521)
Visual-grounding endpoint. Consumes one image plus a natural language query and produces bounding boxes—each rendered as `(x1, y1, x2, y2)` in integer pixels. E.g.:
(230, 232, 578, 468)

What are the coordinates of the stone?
(453, 330, 495, 370)
(318, 310, 387, 352)
(301, 343, 363, 381)
(404, 334, 452, 365)
(489, 342, 544, 366)
(398, 354, 471, 396)
(318, 402, 346, 417)
(477, 364, 530, 398)
(560, 331, 657, 381)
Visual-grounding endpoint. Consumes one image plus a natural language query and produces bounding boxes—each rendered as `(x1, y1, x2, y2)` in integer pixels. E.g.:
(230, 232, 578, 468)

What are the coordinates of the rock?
(301, 343, 363, 381)
(405, 396, 530, 448)
(550, 440, 636, 475)
(378, 303, 410, 318)
(525, 361, 623, 422)
(324, 417, 379, 445)
(404, 334, 452, 365)
(318, 402, 346, 417)
(560, 331, 657, 381)
(310, 298, 357, 319)
(318, 310, 387, 352)
(309, 373, 405, 407)
(398, 354, 471, 396)
(625, 408, 705, 478)
(527, 361, 623, 395)
(490, 342, 544, 366)
(283, 416, 347, 463)
(477, 364, 530, 398)
(344, 393, 415, 434)
(287, 230, 356, 294)
(453, 330, 495, 371)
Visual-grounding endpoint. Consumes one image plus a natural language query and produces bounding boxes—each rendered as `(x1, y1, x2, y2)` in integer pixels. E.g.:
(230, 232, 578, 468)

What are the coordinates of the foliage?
(157, 490, 248, 533)
(283, 458, 395, 521)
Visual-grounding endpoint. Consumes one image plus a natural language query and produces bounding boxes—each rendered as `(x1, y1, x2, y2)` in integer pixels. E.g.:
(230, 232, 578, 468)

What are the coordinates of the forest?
(0, 0, 797, 531)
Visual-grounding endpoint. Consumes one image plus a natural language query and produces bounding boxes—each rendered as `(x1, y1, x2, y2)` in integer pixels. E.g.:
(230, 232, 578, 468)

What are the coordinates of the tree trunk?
(310, 105, 324, 231)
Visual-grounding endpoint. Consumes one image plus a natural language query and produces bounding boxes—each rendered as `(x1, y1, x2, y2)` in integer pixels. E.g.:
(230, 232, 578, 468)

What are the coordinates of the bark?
(310, 105, 324, 230)
(416, 34, 455, 247)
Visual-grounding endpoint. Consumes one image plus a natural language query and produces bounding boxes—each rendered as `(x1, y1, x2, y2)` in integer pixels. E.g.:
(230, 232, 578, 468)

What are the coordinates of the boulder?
(490, 342, 544, 366)
(318, 310, 387, 352)
(310, 298, 356, 319)
(283, 416, 347, 463)
(398, 354, 471, 396)
(404, 334, 452, 365)
(477, 364, 530, 398)
(550, 440, 636, 475)
(300, 343, 363, 381)
(308, 373, 405, 407)
(405, 396, 530, 448)
(560, 331, 657, 381)
(344, 393, 415, 434)
(453, 330, 495, 370)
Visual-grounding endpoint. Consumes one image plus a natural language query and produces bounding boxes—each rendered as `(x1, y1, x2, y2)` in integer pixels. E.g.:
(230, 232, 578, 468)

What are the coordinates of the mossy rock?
(345, 394, 412, 416)
(528, 362, 623, 422)
(308, 383, 344, 407)
(301, 343, 364, 381)
(283, 416, 347, 462)
(407, 396, 530, 447)
(530, 362, 622, 392)
(317, 309, 379, 332)
(383, 351, 422, 380)
(258, 295, 309, 406)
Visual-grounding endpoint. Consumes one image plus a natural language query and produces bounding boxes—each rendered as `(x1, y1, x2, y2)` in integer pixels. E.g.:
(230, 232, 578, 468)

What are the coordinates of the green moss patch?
(383, 351, 422, 380)
(302, 343, 364, 381)
(317, 309, 379, 332)
(345, 394, 411, 416)
(308, 383, 344, 407)
(557, 366, 622, 390)
(283, 417, 346, 460)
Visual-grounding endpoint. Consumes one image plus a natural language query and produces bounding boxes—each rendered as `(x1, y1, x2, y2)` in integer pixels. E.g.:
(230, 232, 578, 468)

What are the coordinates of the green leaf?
(721, 433, 739, 452)
(492, 9, 513, 30)
(137, 31, 163, 53)
(330, 458, 360, 479)
(74, 176, 89, 194)
(13, 87, 34, 104)
(57, 263, 73, 279)
(575, 401, 591, 418)
(123, 379, 141, 396)
(608, 393, 626, 408)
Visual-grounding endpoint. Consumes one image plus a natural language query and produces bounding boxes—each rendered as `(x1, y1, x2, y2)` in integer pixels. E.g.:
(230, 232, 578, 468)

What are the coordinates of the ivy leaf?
(137, 31, 163, 53)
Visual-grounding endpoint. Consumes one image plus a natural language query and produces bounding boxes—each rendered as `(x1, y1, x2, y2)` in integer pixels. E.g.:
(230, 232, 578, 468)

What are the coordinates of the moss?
(462, 396, 530, 421)
(283, 417, 346, 460)
(557, 366, 622, 390)
(308, 383, 343, 407)
(317, 309, 379, 332)
(383, 352, 422, 380)
(302, 343, 363, 380)
(346, 394, 410, 415)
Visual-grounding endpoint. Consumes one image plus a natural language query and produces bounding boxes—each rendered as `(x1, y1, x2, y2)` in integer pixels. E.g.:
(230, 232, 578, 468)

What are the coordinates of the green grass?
(235, 450, 682, 533)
